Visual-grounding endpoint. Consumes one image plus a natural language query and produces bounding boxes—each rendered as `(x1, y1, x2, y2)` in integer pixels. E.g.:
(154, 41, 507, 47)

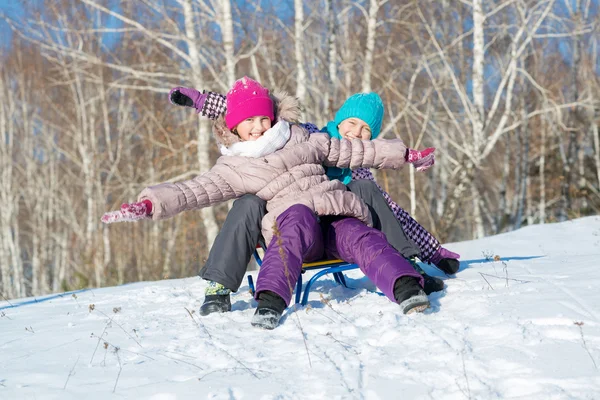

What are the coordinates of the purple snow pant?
(255, 204, 424, 305)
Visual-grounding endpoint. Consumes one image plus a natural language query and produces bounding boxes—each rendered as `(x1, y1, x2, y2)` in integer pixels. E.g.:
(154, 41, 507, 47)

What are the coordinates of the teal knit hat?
(324, 92, 385, 184)
(331, 92, 385, 139)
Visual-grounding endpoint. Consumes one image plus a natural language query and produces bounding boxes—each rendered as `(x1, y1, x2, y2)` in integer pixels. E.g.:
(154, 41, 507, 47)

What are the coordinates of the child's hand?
(406, 147, 435, 171)
(101, 200, 153, 224)
(169, 87, 207, 113)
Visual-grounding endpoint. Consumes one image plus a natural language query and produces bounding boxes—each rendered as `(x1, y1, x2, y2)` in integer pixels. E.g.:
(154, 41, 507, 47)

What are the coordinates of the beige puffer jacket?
(138, 92, 408, 244)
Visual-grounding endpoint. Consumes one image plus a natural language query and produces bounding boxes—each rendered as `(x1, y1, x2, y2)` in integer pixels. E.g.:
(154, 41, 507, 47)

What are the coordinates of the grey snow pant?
(199, 194, 267, 292)
(347, 180, 420, 259)
(199, 181, 420, 291)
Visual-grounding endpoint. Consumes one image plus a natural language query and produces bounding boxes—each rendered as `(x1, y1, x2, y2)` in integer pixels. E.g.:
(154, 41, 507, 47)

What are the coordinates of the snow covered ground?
(2, 216, 600, 399)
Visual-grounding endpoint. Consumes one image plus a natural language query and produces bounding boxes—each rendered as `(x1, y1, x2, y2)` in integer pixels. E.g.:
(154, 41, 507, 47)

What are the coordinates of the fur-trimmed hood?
(212, 90, 301, 148)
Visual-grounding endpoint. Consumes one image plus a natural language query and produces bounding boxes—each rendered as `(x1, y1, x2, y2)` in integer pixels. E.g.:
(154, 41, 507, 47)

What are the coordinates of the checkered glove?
(406, 147, 435, 171)
(169, 87, 227, 119)
(101, 200, 153, 224)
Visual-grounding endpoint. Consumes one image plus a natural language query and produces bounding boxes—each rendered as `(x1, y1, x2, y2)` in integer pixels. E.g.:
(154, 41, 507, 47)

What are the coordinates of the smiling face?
(234, 116, 273, 141)
(337, 117, 372, 140)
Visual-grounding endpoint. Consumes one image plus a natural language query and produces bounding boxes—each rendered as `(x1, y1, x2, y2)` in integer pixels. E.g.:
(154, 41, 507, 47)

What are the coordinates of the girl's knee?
(335, 218, 386, 242)
(233, 194, 267, 210)
(277, 204, 317, 225)
(347, 179, 378, 193)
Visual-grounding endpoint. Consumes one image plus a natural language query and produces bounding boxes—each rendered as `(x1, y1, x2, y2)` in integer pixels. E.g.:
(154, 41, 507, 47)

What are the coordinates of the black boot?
(251, 291, 287, 330)
(394, 277, 430, 314)
(199, 294, 231, 316)
(422, 274, 445, 294)
(408, 257, 444, 294)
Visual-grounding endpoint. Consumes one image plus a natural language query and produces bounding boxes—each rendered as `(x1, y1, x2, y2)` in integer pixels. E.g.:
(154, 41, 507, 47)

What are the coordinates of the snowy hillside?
(2, 216, 600, 399)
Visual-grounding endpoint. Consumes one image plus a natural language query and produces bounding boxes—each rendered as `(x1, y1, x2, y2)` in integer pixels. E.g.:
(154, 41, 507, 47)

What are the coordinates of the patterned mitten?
(406, 147, 435, 171)
(101, 200, 153, 224)
(169, 87, 207, 111)
(169, 87, 227, 119)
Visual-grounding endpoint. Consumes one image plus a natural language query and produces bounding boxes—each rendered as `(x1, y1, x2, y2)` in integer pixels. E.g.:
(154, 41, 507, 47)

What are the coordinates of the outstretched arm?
(310, 132, 435, 172)
(315, 133, 409, 170)
(169, 87, 227, 120)
(137, 165, 241, 220)
(101, 162, 244, 224)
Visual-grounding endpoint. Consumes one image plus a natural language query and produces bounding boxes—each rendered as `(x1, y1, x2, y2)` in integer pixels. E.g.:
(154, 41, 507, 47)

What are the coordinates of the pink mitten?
(101, 200, 153, 224)
(406, 147, 435, 171)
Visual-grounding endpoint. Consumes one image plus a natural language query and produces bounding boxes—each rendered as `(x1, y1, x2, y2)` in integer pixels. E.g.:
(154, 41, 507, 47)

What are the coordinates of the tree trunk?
(438, 159, 476, 242)
(469, 0, 486, 239)
(436, 133, 448, 218)
(593, 122, 600, 189)
(557, 123, 570, 222)
(53, 230, 68, 293)
(221, 0, 235, 87)
(325, 0, 336, 116)
(0, 69, 23, 298)
(560, 3, 582, 221)
(341, 11, 352, 94)
(77, 79, 101, 288)
(472, 185, 485, 239)
(515, 109, 530, 229)
(295, 0, 307, 120)
(472, 0, 485, 150)
(526, 175, 533, 226)
(539, 114, 547, 224)
(251, 54, 262, 84)
(497, 136, 510, 233)
(162, 218, 180, 278)
(182, 0, 219, 251)
(361, 0, 379, 93)
(511, 128, 522, 224)
(591, 36, 599, 189)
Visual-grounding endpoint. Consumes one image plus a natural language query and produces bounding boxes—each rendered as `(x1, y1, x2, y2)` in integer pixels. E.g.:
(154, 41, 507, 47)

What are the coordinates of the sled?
(248, 249, 360, 306)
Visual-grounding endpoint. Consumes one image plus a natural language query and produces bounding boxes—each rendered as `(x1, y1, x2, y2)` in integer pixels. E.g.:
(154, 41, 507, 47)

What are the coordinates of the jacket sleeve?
(199, 91, 227, 120)
(137, 163, 242, 220)
(313, 133, 408, 170)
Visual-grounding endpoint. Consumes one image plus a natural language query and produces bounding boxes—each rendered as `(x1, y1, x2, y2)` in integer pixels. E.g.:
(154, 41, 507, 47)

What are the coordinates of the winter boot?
(199, 295, 231, 316)
(430, 247, 461, 275)
(408, 257, 444, 294)
(251, 290, 287, 330)
(393, 276, 430, 314)
(199, 281, 232, 316)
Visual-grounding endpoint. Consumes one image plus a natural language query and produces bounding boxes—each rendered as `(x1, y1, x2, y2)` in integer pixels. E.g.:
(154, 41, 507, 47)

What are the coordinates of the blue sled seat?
(248, 249, 360, 306)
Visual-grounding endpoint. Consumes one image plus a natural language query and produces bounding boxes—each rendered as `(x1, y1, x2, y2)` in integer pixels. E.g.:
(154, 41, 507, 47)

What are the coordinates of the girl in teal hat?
(325, 92, 387, 184)
(323, 92, 459, 274)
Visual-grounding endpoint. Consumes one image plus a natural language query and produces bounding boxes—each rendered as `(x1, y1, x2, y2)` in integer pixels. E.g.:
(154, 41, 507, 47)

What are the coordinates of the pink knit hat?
(225, 77, 274, 130)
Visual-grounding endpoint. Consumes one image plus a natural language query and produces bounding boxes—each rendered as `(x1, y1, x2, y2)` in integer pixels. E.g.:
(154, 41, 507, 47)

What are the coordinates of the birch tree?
(295, 0, 307, 120)
(220, 0, 236, 87)
(0, 63, 25, 298)
(361, 0, 382, 93)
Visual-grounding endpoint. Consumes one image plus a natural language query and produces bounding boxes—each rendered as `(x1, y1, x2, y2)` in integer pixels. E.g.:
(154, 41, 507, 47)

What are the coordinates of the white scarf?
(219, 121, 291, 158)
